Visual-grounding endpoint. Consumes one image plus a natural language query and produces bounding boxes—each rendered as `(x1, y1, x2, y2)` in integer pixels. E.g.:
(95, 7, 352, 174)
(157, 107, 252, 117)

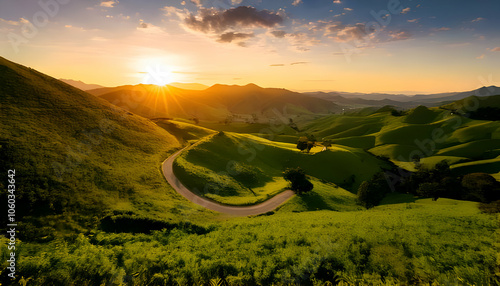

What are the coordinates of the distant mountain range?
(86, 83, 342, 120)
(59, 79, 105, 90)
(305, 86, 500, 109)
(62, 77, 500, 117)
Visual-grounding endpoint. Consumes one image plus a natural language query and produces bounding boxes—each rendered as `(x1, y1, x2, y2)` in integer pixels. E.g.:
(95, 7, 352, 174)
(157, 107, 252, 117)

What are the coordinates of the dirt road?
(161, 147, 294, 216)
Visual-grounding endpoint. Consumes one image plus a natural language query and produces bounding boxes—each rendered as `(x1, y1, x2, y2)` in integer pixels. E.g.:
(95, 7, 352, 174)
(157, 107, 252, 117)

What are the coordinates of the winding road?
(161, 146, 295, 216)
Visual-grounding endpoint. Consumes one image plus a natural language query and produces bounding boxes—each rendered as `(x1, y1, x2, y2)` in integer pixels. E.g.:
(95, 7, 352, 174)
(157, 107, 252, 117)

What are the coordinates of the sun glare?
(140, 64, 175, 86)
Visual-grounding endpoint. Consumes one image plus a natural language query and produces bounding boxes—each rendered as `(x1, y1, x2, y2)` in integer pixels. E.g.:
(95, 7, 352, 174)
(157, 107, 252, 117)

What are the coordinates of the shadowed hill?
(59, 79, 105, 91)
(88, 83, 341, 120)
(0, 57, 209, 239)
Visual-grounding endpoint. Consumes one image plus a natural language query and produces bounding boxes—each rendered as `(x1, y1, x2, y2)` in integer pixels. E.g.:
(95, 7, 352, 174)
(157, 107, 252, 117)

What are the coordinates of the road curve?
(161, 146, 295, 216)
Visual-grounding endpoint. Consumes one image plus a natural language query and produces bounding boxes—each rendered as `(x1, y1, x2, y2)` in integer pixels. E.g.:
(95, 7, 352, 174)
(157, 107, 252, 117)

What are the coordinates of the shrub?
(462, 173, 500, 203)
(283, 167, 314, 194)
(357, 173, 391, 208)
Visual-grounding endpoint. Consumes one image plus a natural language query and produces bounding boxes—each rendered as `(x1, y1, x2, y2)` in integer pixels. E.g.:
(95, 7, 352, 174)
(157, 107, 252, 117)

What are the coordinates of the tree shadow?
(300, 191, 331, 211)
(379, 192, 417, 205)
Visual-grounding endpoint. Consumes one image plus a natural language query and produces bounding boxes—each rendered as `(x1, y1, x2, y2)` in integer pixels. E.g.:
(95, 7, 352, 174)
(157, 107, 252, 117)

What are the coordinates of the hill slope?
(173, 132, 391, 205)
(0, 57, 212, 239)
(304, 102, 500, 177)
(88, 83, 341, 121)
(59, 78, 105, 90)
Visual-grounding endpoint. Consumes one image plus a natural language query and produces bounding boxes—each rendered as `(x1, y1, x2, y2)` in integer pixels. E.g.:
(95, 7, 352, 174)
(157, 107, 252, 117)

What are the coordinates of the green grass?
(155, 119, 216, 144)
(198, 121, 299, 135)
(5, 197, 497, 285)
(276, 178, 363, 212)
(0, 57, 217, 240)
(304, 106, 500, 178)
(173, 132, 390, 205)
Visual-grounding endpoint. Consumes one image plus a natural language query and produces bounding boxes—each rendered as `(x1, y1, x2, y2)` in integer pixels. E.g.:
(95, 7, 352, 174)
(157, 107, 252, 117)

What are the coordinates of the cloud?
(344, 8, 353, 11)
(190, 0, 202, 7)
(407, 18, 419, 23)
(333, 23, 375, 42)
(491, 47, 500, 52)
(100, 0, 118, 8)
(401, 7, 410, 14)
(291, 61, 308, 65)
(333, 0, 341, 3)
(138, 21, 149, 29)
(432, 27, 451, 31)
(389, 30, 412, 40)
(476, 54, 485, 60)
(217, 32, 254, 43)
(446, 42, 471, 48)
(270, 64, 285, 67)
(184, 6, 283, 34)
(232, 0, 243, 4)
(292, 0, 303, 6)
(163, 6, 186, 17)
(471, 17, 484, 22)
(0, 18, 26, 26)
(271, 30, 287, 38)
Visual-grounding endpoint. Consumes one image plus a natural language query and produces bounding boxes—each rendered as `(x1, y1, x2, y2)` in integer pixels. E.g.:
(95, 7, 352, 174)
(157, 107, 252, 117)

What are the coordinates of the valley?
(0, 57, 499, 285)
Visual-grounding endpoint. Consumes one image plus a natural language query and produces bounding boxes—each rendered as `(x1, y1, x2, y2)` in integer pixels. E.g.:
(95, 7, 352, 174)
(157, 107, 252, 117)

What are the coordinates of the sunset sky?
(0, 0, 499, 94)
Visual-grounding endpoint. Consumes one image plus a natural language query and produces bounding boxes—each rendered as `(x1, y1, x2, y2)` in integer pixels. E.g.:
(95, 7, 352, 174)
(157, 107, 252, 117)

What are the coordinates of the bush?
(357, 172, 391, 208)
(283, 167, 314, 194)
(462, 173, 500, 203)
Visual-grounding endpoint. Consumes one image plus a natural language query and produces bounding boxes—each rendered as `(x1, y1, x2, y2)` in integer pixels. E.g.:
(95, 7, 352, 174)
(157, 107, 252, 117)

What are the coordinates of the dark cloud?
(290, 62, 308, 65)
(217, 32, 254, 43)
(271, 30, 287, 38)
(270, 64, 285, 67)
(184, 6, 283, 34)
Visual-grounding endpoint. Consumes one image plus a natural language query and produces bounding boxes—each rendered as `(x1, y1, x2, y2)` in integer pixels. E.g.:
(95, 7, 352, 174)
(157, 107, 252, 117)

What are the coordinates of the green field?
(4, 197, 496, 285)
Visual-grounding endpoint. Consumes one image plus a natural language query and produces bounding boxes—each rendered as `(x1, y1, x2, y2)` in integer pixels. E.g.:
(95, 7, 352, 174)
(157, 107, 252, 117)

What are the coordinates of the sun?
(141, 64, 174, 86)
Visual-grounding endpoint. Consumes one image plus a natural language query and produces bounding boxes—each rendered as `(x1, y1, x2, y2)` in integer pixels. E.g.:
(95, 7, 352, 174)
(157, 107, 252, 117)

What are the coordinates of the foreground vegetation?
(2, 196, 497, 285)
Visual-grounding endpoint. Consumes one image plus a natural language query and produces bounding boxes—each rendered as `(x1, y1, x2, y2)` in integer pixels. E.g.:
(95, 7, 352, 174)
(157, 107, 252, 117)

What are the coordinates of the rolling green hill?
(173, 132, 391, 205)
(0, 57, 216, 240)
(304, 104, 500, 176)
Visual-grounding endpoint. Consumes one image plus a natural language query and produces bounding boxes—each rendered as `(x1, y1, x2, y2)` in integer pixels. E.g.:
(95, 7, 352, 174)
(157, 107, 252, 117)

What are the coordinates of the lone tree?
(283, 167, 313, 194)
(296, 137, 309, 152)
(462, 173, 500, 203)
(357, 172, 391, 208)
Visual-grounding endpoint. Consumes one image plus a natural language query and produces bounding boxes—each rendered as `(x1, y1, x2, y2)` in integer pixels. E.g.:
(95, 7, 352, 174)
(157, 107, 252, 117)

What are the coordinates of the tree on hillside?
(297, 137, 309, 152)
(283, 167, 313, 194)
(416, 182, 441, 201)
(322, 140, 332, 148)
(357, 172, 391, 208)
(192, 117, 199, 125)
(462, 173, 500, 203)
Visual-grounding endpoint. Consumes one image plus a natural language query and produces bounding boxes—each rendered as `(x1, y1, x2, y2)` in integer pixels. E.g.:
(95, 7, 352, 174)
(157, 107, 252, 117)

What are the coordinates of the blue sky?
(0, 0, 499, 93)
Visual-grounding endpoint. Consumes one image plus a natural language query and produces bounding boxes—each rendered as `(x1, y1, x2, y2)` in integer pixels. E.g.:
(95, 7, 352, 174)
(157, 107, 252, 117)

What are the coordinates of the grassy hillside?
(173, 132, 390, 205)
(3, 197, 496, 285)
(304, 105, 500, 176)
(0, 57, 216, 240)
